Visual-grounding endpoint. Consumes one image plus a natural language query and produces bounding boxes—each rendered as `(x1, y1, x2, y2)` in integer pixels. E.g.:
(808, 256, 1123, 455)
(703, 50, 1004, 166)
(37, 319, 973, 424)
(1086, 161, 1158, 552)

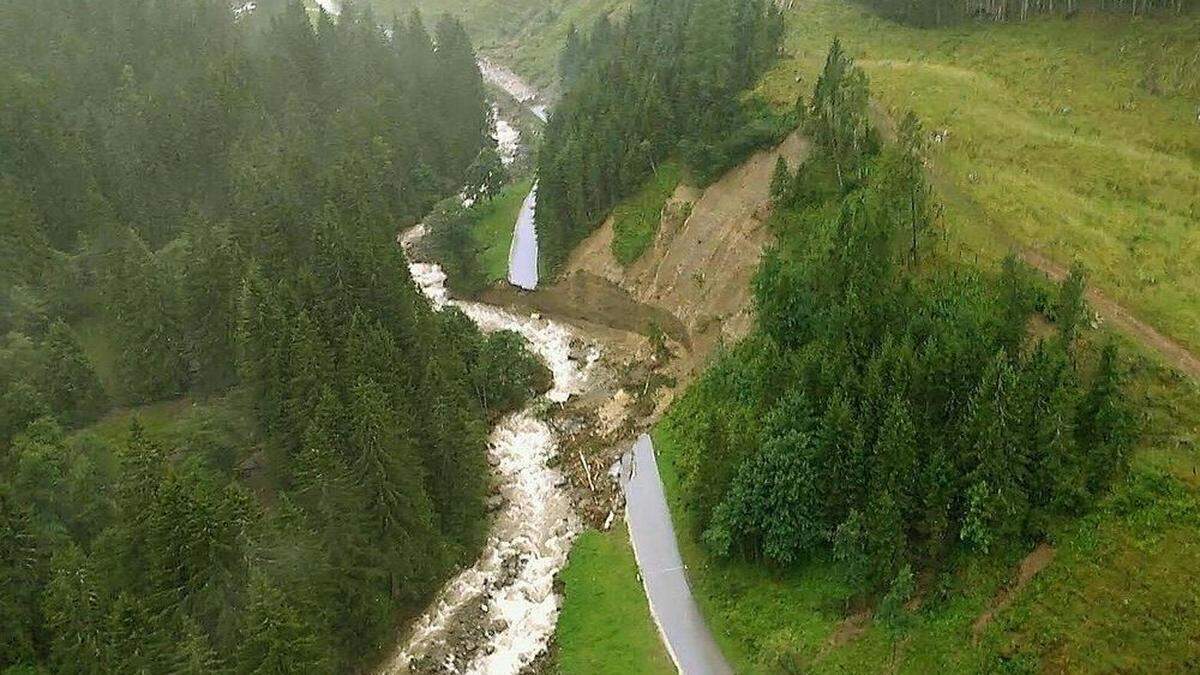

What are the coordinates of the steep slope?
(563, 132, 809, 372)
(635, 4, 1200, 673)
(759, 0, 1200, 356)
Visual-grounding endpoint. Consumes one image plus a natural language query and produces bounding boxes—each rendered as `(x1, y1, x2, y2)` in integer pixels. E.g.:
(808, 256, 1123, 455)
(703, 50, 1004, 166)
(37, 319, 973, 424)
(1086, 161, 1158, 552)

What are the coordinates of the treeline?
(0, 0, 547, 672)
(856, 0, 1195, 27)
(536, 0, 790, 272)
(663, 41, 1136, 598)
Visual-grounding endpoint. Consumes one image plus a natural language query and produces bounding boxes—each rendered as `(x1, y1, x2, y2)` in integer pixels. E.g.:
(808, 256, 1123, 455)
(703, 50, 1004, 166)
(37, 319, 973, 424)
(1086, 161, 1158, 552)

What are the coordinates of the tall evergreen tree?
(38, 320, 107, 426)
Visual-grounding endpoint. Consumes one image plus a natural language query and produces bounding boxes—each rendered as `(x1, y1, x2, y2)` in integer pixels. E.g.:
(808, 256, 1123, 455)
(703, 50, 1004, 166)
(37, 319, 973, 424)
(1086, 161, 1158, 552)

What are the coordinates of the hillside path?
(621, 434, 732, 675)
(864, 97, 1200, 381)
(1018, 249, 1200, 380)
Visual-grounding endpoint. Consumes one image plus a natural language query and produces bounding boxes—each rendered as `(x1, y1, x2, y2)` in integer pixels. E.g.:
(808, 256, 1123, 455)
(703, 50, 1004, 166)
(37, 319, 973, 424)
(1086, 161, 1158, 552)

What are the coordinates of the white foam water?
(382, 240, 591, 674)
(479, 59, 549, 123)
(493, 105, 521, 166)
(314, 0, 340, 15)
(384, 47, 574, 675)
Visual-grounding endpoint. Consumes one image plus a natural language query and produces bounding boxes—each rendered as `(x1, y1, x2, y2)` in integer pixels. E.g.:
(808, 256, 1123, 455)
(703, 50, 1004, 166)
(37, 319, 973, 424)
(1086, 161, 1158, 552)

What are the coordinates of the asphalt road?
(622, 434, 732, 675)
(507, 182, 539, 290)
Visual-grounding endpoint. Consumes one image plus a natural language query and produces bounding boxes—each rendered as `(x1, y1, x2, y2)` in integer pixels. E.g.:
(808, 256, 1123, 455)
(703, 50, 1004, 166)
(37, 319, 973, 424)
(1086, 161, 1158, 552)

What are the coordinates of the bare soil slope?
(563, 132, 810, 374)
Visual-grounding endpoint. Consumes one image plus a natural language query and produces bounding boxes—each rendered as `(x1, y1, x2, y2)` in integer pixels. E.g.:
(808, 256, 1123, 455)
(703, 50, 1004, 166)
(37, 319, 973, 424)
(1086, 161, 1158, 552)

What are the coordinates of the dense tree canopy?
(663, 42, 1136, 596)
(0, 1, 547, 671)
(535, 0, 791, 272)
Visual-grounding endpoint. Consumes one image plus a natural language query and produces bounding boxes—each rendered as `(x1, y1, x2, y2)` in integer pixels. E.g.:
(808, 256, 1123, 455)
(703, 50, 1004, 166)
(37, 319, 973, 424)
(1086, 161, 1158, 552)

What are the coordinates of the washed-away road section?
(622, 434, 732, 675)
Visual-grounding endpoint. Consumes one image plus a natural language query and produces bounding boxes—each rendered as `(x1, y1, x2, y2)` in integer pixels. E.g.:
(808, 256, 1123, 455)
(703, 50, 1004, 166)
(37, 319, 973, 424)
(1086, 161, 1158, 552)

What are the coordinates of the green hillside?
(759, 0, 1200, 353)
(372, 0, 627, 92)
(647, 2, 1200, 672)
(520, 0, 1200, 671)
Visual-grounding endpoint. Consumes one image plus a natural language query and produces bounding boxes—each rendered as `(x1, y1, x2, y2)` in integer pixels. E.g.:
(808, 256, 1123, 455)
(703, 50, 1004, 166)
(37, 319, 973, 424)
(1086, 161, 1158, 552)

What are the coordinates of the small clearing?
(825, 610, 872, 653)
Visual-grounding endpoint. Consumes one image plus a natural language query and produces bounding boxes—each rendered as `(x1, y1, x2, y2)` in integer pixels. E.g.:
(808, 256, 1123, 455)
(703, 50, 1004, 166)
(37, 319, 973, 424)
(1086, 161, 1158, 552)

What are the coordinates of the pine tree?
(43, 545, 107, 672)
(770, 156, 793, 204)
(434, 16, 488, 174)
(144, 467, 251, 624)
(235, 572, 329, 674)
(874, 395, 919, 522)
(809, 39, 875, 190)
(705, 429, 825, 565)
(181, 222, 242, 392)
(39, 319, 108, 426)
(877, 111, 937, 264)
(283, 309, 331, 455)
(816, 389, 866, 523)
(0, 484, 43, 667)
(996, 254, 1034, 356)
(172, 615, 221, 674)
(348, 376, 435, 545)
(96, 227, 188, 403)
(959, 353, 1029, 551)
(1056, 262, 1089, 350)
(0, 177, 54, 289)
(559, 23, 584, 88)
(1076, 341, 1135, 492)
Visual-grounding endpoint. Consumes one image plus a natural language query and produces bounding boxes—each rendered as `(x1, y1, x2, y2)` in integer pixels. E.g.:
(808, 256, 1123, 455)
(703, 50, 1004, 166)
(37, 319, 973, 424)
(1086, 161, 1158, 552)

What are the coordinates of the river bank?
(382, 240, 593, 673)
(378, 60, 662, 673)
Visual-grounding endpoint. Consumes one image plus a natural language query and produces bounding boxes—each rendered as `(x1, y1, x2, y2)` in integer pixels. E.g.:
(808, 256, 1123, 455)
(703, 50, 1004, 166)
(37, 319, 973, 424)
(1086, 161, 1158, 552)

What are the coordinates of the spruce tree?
(0, 484, 42, 666)
(1056, 262, 1089, 350)
(39, 320, 108, 426)
(770, 156, 793, 204)
(235, 572, 329, 674)
(348, 376, 435, 549)
(1076, 341, 1135, 492)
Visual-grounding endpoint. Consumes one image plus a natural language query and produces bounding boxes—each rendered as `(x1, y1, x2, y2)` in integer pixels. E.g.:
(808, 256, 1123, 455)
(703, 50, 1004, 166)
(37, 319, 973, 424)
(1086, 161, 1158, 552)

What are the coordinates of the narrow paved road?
(622, 434, 732, 675)
(480, 59, 543, 291)
(507, 183, 539, 290)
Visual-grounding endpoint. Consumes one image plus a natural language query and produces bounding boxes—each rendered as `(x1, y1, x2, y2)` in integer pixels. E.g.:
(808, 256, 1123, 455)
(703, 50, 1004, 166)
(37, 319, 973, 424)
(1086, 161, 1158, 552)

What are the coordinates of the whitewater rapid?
(383, 228, 594, 674)
(479, 59, 549, 123)
(493, 107, 521, 166)
(314, 0, 340, 15)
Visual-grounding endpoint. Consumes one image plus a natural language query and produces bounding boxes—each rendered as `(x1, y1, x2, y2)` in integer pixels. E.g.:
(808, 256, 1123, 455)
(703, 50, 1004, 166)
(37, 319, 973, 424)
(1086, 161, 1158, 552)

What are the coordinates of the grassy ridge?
(758, 0, 1200, 353)
(555, 528, 674, 674)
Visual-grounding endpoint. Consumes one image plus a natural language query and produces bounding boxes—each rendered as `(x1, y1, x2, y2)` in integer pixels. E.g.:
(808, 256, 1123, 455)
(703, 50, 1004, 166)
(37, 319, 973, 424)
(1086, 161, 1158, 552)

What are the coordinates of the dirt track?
(880, 95, 1200, 382)
(1020, 249, 1200, 380)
